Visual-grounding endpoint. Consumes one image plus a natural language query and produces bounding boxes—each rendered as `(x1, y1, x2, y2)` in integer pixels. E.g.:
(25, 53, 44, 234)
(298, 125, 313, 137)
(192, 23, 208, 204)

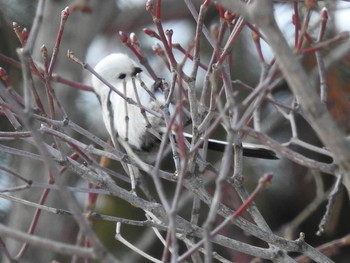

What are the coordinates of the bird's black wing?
(182, 133, 278, 160)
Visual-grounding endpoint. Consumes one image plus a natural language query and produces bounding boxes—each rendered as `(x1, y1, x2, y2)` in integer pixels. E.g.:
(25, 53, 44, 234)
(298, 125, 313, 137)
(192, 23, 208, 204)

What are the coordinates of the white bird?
(91, 53, 277, 163)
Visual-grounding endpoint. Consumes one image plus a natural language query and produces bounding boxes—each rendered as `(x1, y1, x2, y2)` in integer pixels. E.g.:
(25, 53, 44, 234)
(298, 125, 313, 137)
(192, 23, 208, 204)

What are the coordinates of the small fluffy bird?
(91, 53, 277, 163)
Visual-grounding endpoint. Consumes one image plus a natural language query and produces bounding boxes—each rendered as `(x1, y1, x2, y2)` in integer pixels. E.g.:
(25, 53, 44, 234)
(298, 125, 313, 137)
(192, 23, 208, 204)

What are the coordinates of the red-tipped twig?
(119, 31, 158, 80)
(146, 0, 177, 70)
(177, 173, 273, 262)
(48, 6, 70, 76)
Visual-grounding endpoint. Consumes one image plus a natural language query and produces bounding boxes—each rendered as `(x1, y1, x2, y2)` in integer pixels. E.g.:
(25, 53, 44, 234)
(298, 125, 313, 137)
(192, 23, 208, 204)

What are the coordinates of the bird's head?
(91, 53, 144, 97)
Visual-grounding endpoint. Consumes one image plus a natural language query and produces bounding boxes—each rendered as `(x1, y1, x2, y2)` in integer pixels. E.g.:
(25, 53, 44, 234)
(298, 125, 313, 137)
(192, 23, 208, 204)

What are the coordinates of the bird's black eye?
(118, 73, 126, 79)
(132, 67, 142, 77)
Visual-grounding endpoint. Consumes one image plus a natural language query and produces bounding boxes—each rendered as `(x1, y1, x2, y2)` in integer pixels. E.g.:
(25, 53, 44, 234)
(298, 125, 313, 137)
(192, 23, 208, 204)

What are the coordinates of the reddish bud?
(61, 6, 70, 19)
(41, 45, 48, 58)
(224, 11, 236, 24)
(130, 33, 140, 48)
(152, 43, 164, 56)
(318, 7, 328, 41)
(165, 29, 173, 37)
(143, 28, 160, 40)
(12, 22, 19, 30)
(21, 28, 28, 43)
(118, 31, 129, 44)
(251, 30, 259, 42)
(0, 67, 11, 87)
(0, 67, 7, 78)
(146, 0, 153, 13)
(259, 173, 273, 187)
(165, 29, 173, 48)
(321, 7, 328, 21)
(40, 45, 47, 53)
(12, 22, 25, 46)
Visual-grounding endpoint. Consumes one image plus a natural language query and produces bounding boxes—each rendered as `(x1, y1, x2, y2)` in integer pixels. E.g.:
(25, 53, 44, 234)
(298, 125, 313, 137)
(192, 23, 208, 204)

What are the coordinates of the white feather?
(91, 53, 278, 161)
(91, 53, 164, 150)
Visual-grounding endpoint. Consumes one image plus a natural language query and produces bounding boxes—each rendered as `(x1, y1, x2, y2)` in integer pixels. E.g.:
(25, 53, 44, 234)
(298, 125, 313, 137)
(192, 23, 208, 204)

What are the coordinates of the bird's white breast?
(110, 75, 156, 149)
(91, 53, 164, 150)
